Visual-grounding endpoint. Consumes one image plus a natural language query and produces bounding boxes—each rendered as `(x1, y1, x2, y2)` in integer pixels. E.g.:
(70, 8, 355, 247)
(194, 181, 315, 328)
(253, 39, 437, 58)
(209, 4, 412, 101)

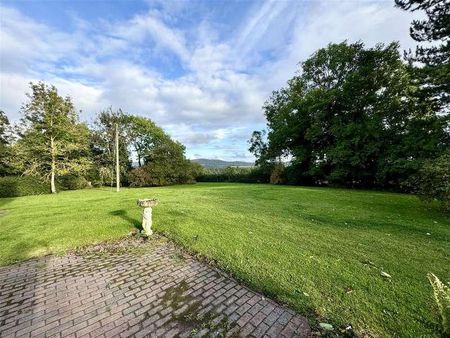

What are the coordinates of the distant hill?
(192, 158, 254, 169)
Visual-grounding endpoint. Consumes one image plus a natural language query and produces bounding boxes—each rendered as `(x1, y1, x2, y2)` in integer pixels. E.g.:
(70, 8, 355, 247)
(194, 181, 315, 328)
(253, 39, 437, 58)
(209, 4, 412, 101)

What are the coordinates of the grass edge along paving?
(0, 183, 448, 337)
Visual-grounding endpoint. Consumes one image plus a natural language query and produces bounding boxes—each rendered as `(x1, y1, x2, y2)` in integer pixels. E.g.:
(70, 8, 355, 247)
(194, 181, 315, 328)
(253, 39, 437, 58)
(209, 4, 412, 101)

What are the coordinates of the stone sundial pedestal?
(137, 199, 159, 236)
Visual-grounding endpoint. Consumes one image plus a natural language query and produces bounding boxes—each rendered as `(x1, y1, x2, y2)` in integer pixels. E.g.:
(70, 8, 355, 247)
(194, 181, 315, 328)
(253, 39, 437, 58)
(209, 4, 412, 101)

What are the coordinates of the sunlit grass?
(0, 183, 448, 336)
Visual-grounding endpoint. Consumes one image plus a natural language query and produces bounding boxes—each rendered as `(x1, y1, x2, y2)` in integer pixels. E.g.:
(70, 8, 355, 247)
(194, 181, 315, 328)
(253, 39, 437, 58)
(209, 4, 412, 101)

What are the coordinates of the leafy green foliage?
(128, 142, 201, 186)
(0, 110, 9, 145)
(124, 118, 203, 186)
(125, 115, 167, 167)
(411, 151, 450, 211)
(395, 0, 450, 112)
(15, 82, 92, 193)
(0, 176, 48, 197)
(128, 166, 153, 187)
(90, 108, 131, 185)
(251, 42, 449, 188)
(197, 166, 270, 183)
(58, 174, 90, 191)
(0, 111, 17, 177)
(248, 130, 268, 165)
(91, 110, 199, 187)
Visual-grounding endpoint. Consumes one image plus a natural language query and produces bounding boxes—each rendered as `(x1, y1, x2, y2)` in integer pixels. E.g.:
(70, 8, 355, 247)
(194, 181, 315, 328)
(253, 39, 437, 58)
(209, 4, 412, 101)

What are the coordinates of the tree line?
(248, 0, 449, 209)
(0, 82, 202, 195)
(1, 0, 448, 209)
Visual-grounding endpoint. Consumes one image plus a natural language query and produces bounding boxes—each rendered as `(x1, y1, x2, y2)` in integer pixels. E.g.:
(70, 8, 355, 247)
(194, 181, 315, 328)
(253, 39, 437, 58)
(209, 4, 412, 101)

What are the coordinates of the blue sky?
(0, 0, 419, 161)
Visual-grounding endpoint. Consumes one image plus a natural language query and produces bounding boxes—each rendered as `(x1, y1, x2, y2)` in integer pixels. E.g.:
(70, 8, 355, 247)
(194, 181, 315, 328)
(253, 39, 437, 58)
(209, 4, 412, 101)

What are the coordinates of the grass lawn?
(0, 183, 448, 336)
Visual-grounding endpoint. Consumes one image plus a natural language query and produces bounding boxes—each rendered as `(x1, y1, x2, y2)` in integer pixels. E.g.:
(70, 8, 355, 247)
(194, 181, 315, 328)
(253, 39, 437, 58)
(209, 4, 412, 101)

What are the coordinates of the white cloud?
(234, 0, 294, 61)
(262, 1, 422, 86)
(0, 73, 30, 114)
(113, 10, 190, 61)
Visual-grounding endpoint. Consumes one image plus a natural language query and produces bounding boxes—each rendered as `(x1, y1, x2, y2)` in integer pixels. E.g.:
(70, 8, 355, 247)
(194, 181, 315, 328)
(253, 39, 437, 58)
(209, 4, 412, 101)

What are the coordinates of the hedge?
(58, 174, 89, 190)
(197, 166, 270, 183)
(0, 176, 49, 198)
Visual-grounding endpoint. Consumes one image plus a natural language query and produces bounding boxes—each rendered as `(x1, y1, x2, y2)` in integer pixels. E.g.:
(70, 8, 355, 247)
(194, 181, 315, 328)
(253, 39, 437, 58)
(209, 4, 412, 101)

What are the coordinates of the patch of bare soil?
(67, 231, 167, 256)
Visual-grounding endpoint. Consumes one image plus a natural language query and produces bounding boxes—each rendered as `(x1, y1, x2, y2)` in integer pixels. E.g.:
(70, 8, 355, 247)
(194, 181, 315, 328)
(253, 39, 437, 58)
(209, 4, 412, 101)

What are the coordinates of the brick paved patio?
(0, 237, 311, 337)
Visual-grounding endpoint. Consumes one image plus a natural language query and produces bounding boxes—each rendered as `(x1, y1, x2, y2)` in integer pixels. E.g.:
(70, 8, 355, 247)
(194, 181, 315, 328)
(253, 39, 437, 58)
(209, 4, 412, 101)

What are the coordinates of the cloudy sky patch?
(0, 0, 419, 161)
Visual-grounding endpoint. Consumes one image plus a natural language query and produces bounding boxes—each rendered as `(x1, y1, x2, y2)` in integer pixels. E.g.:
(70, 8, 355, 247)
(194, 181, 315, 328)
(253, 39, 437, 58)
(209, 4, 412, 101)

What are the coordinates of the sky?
(0, 0, 420, 161)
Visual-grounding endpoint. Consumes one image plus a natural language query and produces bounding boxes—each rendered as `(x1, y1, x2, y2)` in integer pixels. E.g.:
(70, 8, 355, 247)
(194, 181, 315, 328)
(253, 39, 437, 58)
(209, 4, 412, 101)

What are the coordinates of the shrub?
(129, 167, 153, 187)
(412, 152, 450, 211)
(246, 166, 271, 183)
(188, 162, 205, 180)
(197, 166, 270, 183)
(58, 174, 89, 190)
(91, 181, 102, 188)
(129, 160, 201, 187)
(0, 176, 48, 197)
(98, 167, 114, 186)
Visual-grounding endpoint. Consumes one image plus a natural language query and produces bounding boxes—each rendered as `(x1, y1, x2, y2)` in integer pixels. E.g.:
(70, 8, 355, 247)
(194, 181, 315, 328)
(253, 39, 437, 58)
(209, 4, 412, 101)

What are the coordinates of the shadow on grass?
(0, 196, 14, 213)
(109, 209, 142, 231)
(1, 237, 50, 266)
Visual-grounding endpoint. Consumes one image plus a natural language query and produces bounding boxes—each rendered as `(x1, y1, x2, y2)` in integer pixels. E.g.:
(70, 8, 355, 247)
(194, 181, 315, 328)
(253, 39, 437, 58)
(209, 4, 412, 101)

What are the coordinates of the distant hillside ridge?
(193, 158, 254, 169)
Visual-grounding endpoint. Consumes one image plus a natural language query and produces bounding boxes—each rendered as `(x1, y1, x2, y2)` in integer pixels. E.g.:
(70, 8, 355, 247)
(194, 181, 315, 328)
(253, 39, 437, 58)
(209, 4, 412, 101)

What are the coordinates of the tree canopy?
(0, 111, 14, 177)
(395, 0, 450, 112)
(0, 83, 202, 192)
(15, 82, 91, 193)
(126, 115, 168, 167)
(90, 108, 131, 186)
(250, 41, 449, 188)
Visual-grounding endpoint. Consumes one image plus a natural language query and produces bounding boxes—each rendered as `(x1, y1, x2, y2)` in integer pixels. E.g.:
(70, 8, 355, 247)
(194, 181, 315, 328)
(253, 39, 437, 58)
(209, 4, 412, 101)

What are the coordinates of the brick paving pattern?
(0, 238, 310, 337)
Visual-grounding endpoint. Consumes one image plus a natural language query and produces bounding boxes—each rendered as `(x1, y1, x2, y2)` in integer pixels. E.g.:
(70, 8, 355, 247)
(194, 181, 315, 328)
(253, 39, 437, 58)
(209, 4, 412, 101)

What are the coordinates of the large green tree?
(117, 114, 202, 186)
(91, 110, 197, 187)
(129, 139, 200, 187)
(0, 110, 15, 176)
(126, 115, 168, 167)
(250, 42, 449, 188)
(91, 108, 131, 186)
(0, 110, 9, 145)
(395, 0, 450, 112)
(16, 82, 91, 193)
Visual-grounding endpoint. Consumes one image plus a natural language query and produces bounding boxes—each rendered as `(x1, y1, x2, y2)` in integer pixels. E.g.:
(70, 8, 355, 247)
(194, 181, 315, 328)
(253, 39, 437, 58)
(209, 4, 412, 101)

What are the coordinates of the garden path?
(0, 238, 310, 338)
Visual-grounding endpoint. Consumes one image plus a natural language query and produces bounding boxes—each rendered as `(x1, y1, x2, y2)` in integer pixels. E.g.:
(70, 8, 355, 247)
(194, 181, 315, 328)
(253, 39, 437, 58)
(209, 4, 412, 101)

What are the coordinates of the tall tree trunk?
(115, 123, 120, 192)
(50, 136, 56, 194)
